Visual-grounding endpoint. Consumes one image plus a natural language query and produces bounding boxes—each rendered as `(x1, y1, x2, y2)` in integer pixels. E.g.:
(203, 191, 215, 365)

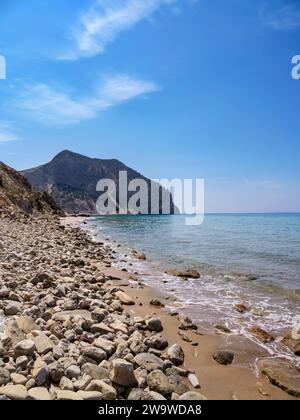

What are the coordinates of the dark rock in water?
(213, 351, 234, 365)
(258, 358, 300, 397)
(21, 150, 178, 215)
(282, 332, 300, 356)
(245, 275, 258, 281)
(234, 304, 248, 313)
(214, 324, 231, 334)
(132, 250, 146, 260)
(250, 326, 274, 343)
(150, 299, 165, 308)
(165, 269, 200, 279)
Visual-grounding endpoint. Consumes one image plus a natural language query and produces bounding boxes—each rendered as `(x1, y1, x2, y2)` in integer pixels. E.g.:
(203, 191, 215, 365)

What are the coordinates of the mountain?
(21, 150, 178, 215)
(0, 161, 62, 217)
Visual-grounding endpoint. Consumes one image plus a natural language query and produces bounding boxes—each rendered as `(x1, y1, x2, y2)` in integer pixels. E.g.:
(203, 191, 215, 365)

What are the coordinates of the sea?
(84, 213, 300, 363)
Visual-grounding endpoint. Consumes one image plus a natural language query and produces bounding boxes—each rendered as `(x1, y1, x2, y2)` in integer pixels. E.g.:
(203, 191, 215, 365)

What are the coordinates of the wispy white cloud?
(59, 0, 177, 60)
(0, 122, 18, 142)
(16, 74, 160, 126)
(261, 2, 300, 31)
(245, 179, 283, 189)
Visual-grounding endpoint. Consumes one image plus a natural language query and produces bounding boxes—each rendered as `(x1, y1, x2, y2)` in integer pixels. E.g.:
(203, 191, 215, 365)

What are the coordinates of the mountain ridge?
(21, 150, 177, 215)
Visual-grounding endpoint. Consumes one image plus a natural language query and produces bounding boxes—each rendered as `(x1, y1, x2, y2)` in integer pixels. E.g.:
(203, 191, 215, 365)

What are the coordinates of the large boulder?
(258, 358, 300, 397)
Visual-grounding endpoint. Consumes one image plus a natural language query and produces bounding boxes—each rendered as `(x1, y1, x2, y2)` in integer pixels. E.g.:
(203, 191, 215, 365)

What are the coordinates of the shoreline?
(0, 214, 298, 400)
(63, 216, 299, 400)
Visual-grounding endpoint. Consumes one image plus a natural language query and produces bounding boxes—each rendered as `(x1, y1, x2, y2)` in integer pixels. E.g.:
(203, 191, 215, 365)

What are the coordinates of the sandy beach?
(0, 213, 298, 400)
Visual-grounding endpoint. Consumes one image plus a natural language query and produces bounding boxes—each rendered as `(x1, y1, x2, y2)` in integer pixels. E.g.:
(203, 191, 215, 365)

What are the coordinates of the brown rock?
(259, 358, 300, 397)
(250, 326, 274, 343)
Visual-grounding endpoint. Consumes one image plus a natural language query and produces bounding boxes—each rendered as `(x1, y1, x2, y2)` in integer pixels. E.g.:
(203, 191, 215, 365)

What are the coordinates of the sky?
(0, 0, 300, 212)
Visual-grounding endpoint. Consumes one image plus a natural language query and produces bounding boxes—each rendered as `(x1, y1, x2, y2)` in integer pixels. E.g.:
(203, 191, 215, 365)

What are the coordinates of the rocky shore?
(0, 214, 206, 401)
(0, 214, 299, 400)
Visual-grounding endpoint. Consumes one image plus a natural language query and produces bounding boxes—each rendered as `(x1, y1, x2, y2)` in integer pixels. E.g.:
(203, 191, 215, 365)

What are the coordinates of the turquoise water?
(85, 213, 300, 359)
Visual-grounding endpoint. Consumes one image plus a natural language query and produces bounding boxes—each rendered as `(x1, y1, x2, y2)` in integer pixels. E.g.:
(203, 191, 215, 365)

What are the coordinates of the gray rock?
(4, 302, 21, 316)
(93, 337, 116, 356)
(115, 291, 135, 305)
(28, 387, 51, 400)
(146, 334, 168, 350)
(14, 339, 35, 357)
(59, 376, 74, 391)
(110, 359, 137, 386)
(56, 390, 83, 400)
(86, 380, 117, 400)
(144, 391, 166, 400)
(90, 323, 113, 334)
(188, 373, 201, 389)
(91, 309, 106, 323)
(74, 375, 92, 391)
(146, 317, 163, 332)
(167, 344, 185, 366)
(33, 335, 54, 355)
(76, 391, 103, 400)
(26, 378, 36, 390)
(81, 363, 109, 380)
(0, 368, 10, 386)
(179, 391, 207, 400)
(11, 373, 27, 385)
(167, 373, 189, 395)
(81, 346, 107, 363)
(147, 370, 173, 396)
(16, 355, 28, 370)
(49, 361, 64, 383)
(65, 364, 81, 380)
(32, 358, 49, 386)
(134, 353, 164, 372)
(213, 351, 234, 365)
(0, 384, 28, 400)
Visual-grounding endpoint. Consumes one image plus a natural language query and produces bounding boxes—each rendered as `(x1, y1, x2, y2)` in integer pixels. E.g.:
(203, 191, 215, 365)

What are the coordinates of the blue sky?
(0, 0, 299, 212)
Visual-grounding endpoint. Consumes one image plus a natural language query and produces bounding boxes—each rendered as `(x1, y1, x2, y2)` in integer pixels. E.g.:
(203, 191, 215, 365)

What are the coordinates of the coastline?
(63, 216, 299, 400)
(0, 213, 298, 400)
